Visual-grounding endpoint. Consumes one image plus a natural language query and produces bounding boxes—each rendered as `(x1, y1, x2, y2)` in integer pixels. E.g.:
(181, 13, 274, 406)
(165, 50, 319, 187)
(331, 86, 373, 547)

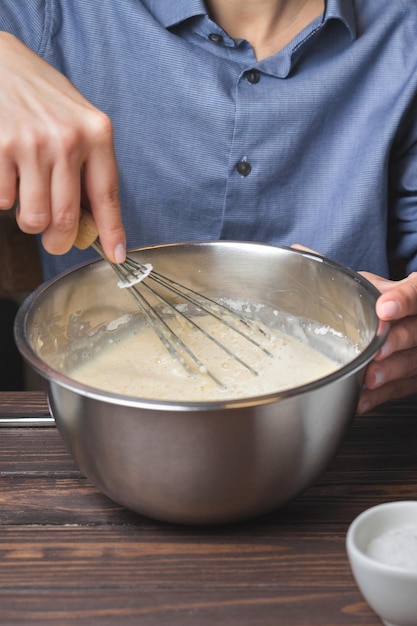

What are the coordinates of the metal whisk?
(75, 212, 273, 388)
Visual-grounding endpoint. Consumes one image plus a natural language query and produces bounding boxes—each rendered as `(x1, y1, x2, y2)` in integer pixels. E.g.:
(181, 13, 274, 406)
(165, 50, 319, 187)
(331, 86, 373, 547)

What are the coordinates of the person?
(0, 0, 417, 413)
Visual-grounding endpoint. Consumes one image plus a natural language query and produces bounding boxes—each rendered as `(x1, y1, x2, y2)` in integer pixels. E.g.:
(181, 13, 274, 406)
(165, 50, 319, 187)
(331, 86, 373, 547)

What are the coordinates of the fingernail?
(378, 338, 392, 359)
(371, 366, 385, 388)
(114, 243, 126, 264)
(379, 300, 400, 319)
(357, 400, 371, 415)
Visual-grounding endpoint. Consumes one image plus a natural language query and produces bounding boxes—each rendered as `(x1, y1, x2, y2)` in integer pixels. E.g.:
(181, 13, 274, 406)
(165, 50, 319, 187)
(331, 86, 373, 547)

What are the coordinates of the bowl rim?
(346, 500, 417, 579)
(14, 241, 390, 411)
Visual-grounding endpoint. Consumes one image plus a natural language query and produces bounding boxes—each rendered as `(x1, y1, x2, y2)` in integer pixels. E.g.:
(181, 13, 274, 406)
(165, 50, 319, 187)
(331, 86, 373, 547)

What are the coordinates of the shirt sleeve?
(388, 99, 417, 274)
(0, 0, 49, 54)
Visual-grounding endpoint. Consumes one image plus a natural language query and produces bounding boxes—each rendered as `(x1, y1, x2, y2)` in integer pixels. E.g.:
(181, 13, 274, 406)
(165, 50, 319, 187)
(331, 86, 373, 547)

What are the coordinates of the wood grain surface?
(0, 391, 416, 625)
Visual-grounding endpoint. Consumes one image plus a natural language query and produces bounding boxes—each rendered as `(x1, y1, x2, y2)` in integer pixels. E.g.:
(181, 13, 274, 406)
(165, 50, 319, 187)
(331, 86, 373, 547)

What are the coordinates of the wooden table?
(0, 391, 416, 625)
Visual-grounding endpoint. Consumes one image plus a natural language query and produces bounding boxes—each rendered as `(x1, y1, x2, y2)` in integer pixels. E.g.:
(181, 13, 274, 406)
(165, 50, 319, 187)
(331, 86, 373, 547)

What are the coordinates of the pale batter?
(70, 313, 342, 401)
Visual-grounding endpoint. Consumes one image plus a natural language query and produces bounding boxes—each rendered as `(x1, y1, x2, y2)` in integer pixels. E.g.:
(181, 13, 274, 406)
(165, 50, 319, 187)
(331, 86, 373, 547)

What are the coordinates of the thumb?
(360, 271, 417, 321)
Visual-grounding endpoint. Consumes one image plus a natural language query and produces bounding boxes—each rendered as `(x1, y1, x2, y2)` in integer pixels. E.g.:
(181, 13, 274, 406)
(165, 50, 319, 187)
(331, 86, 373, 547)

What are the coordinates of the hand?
(291, 244, 417, 413)
(358, 271, 417, 414)
(0, 32, 126, 263)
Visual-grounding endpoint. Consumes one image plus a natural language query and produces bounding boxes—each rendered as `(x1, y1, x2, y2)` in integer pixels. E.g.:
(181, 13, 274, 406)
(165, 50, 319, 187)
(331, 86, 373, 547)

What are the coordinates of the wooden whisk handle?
(74, 211, 99, 250)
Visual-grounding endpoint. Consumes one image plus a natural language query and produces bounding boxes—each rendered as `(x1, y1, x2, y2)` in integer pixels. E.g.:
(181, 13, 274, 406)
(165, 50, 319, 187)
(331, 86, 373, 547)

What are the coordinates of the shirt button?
(208, 33, 223, 43)
(245, 70, 260, 84)
(236, 161, 252, 176)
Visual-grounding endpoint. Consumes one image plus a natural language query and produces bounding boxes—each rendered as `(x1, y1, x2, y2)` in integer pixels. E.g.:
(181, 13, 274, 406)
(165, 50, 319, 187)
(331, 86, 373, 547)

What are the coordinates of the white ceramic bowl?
(346, 501, 417, 626)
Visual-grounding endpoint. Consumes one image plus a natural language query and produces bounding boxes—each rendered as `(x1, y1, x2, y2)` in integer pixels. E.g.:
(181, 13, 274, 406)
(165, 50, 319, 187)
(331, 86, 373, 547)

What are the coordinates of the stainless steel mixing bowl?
(15, 242, 388, 525)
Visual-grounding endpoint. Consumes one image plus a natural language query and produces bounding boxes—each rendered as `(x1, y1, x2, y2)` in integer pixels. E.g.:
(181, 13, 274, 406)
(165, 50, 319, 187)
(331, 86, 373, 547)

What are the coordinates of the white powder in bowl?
(366, 526, 417, 571)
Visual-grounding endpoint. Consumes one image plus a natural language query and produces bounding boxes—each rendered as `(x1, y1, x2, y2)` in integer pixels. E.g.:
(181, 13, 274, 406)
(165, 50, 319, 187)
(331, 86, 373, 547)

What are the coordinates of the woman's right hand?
(0, 32, 126, 263)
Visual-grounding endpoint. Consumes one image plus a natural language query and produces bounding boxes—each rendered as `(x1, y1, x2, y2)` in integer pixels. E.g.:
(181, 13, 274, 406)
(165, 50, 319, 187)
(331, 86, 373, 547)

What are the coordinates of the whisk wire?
(89, 236, 274, 386)
(136, 278, 260, 376)
(122, 278, 226, 388)
(145, 270, 274, 357)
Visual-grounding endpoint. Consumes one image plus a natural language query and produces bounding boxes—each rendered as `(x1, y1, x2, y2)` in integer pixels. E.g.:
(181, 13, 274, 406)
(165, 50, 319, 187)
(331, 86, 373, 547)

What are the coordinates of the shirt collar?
(324, 0, 356, 40)
(150, 0, 357, 39)
(149, 0, 207, 29)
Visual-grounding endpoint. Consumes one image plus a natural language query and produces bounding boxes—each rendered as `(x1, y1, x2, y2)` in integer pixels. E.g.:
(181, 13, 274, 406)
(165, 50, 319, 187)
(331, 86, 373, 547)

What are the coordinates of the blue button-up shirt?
(1, 0, 417, 280)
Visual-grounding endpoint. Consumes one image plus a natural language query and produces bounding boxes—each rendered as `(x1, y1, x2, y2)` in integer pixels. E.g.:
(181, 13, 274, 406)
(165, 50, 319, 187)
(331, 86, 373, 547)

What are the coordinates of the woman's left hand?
(358, 271, 417, 414)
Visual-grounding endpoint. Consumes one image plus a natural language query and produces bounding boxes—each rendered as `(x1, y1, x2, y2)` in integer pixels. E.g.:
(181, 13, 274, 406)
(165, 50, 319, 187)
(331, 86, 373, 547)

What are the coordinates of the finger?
(0, 159, 18, 210)
(40, 156, 81, 255)
(15, 157, 51, 234)
(374, 317, 417, 360)
(291, 243, 323, 255)
(83, 126, 126, 264)
(358, 375, 417, 414)
(364, 345, 417, 392)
